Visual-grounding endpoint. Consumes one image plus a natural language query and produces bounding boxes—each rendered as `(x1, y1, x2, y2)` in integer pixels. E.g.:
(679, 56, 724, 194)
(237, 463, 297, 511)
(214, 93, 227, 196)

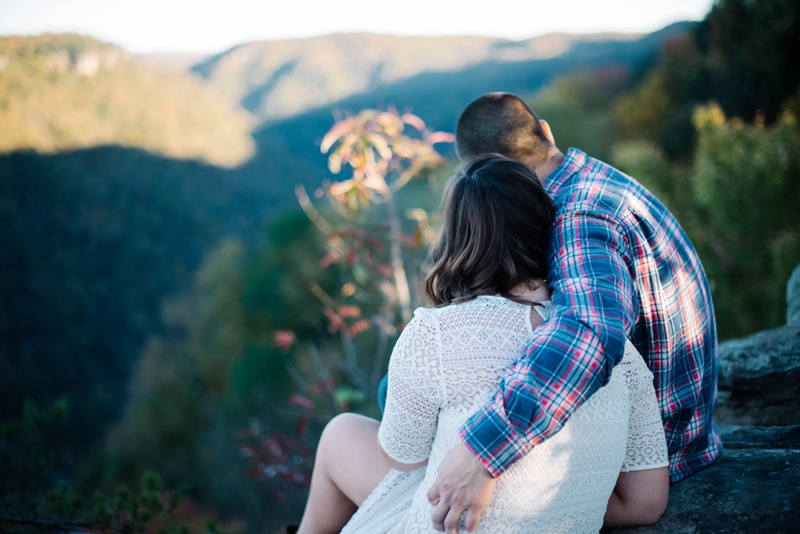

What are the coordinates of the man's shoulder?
(561, 149, 639, 191)
(552, 149, 664, 219)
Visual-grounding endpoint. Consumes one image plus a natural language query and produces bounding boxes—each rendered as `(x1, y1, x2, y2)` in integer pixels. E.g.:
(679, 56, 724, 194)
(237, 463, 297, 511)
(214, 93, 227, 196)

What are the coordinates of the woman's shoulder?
(414, 295, 530, 315)
(412, 296, 533, 333)
(615, 339, 655, 388)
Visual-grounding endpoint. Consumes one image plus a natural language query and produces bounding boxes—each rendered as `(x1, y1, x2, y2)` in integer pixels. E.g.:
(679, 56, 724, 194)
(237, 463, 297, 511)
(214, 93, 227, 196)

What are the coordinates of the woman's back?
(377, 296, 667, 533)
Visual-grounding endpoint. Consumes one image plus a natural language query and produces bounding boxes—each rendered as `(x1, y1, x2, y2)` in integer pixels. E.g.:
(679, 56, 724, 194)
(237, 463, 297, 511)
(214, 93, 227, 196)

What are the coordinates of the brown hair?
(455, 92, 552, 163)
(424, 154, 556, 306)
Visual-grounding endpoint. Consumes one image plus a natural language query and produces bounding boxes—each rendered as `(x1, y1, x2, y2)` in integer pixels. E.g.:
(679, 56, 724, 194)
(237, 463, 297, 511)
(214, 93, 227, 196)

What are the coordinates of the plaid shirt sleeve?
(460, 206, 639, 477)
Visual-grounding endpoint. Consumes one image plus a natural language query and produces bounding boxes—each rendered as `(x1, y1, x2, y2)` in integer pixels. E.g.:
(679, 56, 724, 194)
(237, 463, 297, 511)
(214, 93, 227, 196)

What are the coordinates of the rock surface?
(715, 322, 800, 426)
(715, 264, 800, 427)
(788, 264, 800, 326)
(608, 264, 800, 533)
(608, 448, 800, 534)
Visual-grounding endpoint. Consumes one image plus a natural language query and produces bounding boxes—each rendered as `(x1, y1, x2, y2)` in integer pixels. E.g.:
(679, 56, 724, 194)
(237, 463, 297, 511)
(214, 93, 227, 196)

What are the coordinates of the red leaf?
(296, 414, 310, 438)
(401, 113, 426, 131)
(348, 319, 372, 336)
(426, 131, 455, 145)
(338, 305, 361, 317)
(319, 252, 340, 268)
(289, 394, 315, 410)
(272, 330, 296, 353)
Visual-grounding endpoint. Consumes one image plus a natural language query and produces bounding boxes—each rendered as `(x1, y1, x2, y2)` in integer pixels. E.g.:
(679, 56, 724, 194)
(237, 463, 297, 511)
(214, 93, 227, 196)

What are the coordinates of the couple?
(295, 93, 722, 533)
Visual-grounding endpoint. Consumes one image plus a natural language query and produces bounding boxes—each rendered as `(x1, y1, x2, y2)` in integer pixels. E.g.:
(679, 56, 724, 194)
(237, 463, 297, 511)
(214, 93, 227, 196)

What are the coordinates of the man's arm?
(466, 208, 637, 471)
(428, 208, 638, 531)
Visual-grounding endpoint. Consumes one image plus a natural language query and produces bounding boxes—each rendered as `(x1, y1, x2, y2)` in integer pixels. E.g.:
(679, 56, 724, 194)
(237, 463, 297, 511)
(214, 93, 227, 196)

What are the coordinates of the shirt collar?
(543, 147, 587, 196)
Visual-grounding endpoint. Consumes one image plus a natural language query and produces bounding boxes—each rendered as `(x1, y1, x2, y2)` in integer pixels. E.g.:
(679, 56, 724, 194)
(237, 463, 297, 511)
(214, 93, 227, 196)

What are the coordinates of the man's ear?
(540, 120, 556, 145)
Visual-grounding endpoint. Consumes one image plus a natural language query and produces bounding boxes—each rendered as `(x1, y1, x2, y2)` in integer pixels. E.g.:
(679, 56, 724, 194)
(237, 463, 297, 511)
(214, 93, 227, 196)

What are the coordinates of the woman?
(296, 155, 669, 533)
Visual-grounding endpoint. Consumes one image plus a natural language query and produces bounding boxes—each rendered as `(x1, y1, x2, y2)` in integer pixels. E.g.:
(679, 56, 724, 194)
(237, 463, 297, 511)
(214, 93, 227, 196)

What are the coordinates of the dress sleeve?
(378, 309, 443, 465)
(461, 208, 638, 476)
(621, 342, 669, 472)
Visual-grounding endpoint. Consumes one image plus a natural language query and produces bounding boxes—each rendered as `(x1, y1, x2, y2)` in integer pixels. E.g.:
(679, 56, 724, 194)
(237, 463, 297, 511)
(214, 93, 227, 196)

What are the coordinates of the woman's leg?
(297, 413, 392, 534)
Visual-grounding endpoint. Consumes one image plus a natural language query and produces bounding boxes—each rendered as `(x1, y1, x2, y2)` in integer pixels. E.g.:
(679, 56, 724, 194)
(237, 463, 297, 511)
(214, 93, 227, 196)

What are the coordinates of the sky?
(0, 0, 717, 55)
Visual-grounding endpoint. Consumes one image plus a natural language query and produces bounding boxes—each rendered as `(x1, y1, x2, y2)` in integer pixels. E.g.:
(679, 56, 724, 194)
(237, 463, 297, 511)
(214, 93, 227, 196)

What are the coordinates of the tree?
(0, 400, 199, 534)
(698, 0, 800, 123)
(690, 104, 800, 336)
(95, 226, 332, 531)
(613, 32, 707, 161)
(531, 67, 630, 162)
(288, 109, 453, 399)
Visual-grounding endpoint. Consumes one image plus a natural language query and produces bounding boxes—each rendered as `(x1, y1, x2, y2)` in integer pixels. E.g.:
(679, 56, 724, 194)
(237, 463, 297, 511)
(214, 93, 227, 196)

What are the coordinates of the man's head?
(455, 93, 555, 166)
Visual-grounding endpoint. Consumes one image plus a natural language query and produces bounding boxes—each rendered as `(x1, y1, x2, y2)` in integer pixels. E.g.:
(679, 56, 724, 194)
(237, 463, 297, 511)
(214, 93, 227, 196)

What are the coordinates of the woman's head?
(425, 154, 556, 306)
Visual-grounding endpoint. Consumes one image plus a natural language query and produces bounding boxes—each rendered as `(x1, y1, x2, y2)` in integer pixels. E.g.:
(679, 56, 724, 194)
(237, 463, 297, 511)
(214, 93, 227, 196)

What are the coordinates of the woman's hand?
(426, 442, 496, 533)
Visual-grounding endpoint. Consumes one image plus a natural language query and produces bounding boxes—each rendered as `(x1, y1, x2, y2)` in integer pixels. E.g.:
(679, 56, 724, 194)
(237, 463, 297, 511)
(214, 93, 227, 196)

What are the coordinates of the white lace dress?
(341, 296, 668, 533)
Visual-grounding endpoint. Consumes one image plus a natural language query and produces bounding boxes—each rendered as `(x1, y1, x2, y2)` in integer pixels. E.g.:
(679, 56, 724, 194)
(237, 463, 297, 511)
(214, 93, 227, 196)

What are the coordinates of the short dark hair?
(424, 154, 555, 306)
(455, 92, 552, 162)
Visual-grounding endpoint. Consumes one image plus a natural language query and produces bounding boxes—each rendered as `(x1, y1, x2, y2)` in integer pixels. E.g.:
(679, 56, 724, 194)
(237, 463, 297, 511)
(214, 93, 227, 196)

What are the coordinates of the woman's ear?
(540, 120, 556, 145)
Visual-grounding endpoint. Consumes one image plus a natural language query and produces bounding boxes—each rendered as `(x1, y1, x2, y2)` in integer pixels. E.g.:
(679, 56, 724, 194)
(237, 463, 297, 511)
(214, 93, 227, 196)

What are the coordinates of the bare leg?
(297, 413, 392, 534)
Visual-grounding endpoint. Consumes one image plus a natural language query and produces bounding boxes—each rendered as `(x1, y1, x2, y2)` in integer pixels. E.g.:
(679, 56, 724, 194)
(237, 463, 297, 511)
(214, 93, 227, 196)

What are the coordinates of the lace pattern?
(344, 296, 668, 533)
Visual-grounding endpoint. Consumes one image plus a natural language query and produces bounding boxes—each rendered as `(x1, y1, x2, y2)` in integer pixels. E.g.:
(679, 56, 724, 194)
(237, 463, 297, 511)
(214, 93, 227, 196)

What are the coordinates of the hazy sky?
(0, 0, 716, 55)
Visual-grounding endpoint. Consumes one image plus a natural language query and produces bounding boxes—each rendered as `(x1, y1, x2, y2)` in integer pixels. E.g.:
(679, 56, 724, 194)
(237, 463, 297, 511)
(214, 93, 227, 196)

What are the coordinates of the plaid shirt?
(461, 149, 722, 483)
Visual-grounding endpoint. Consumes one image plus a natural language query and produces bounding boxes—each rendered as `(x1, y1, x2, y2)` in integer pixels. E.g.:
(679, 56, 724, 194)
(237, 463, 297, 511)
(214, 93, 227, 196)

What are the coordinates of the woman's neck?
(508, 279, 551, 302)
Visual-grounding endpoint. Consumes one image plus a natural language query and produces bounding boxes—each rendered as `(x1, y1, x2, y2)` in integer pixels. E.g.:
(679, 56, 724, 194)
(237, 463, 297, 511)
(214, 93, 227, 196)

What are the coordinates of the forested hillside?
(0, 147, 270, 450)
(0, 34, 254, 166)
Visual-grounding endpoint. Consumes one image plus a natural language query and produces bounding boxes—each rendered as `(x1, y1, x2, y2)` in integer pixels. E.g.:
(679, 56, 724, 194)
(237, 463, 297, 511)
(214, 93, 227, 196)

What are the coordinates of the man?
(424, 93, 722, 532)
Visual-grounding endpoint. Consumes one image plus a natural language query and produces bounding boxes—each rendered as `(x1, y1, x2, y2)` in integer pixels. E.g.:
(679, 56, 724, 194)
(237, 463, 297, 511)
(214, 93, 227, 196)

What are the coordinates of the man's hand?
(426, 442, 496, 533)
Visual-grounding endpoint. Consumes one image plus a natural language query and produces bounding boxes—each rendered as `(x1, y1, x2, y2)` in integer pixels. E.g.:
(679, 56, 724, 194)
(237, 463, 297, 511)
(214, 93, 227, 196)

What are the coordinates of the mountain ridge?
(188, 27, 686, 123)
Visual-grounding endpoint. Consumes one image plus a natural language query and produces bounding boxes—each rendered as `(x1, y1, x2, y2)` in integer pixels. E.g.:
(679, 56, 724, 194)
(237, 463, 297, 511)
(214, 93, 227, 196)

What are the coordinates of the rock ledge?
(608, 264, 800, 533)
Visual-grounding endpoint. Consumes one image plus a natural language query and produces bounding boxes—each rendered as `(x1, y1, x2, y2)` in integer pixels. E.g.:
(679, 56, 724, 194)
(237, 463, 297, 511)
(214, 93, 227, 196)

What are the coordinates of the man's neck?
(526, 149, 565, 184)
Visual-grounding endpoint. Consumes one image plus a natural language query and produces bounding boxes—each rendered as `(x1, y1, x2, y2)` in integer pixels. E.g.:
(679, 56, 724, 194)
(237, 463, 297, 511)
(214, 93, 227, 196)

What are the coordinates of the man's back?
(543, 148, 722, 481)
